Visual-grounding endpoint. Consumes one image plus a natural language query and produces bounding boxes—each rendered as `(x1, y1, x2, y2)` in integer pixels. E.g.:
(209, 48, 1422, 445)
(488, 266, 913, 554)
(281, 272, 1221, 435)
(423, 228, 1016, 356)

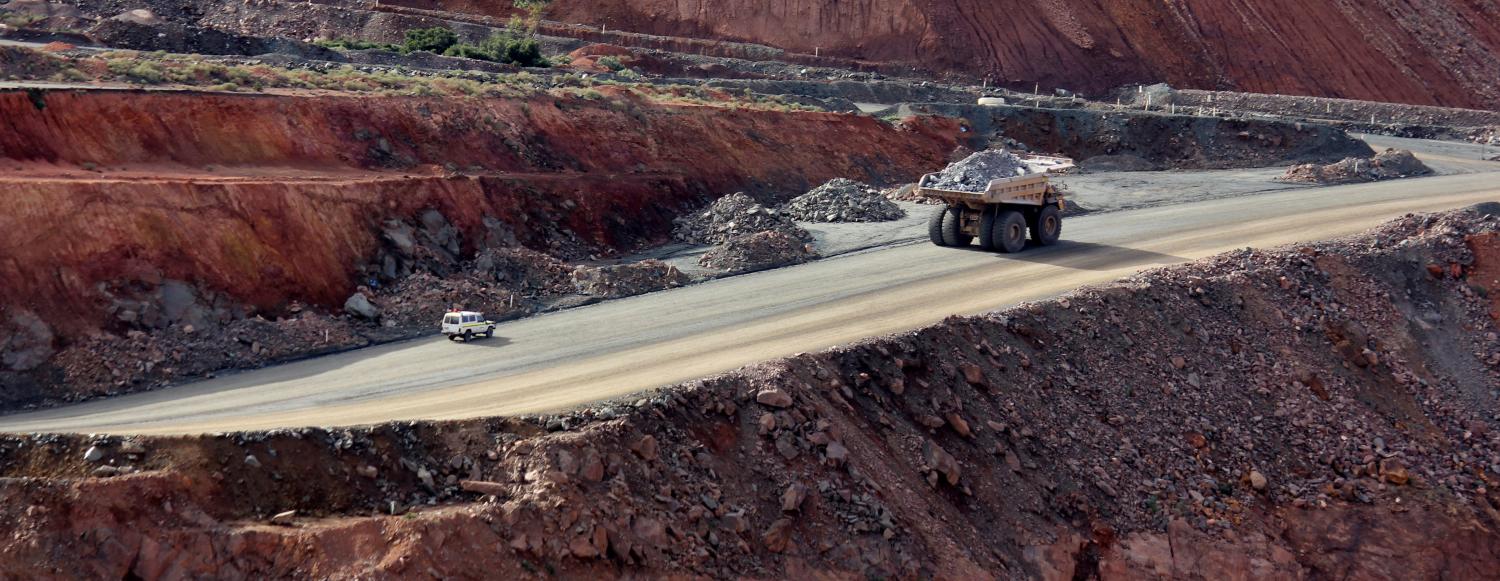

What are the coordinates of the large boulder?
(0, 309, 54, 372)
(344, 293, 380, 320)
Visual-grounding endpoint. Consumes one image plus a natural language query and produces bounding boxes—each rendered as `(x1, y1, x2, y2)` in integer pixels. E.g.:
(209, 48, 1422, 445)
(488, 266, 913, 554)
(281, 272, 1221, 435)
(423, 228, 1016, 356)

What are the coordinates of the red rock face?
(417, 0, 1500, 109)
(0, 90, 961, 338)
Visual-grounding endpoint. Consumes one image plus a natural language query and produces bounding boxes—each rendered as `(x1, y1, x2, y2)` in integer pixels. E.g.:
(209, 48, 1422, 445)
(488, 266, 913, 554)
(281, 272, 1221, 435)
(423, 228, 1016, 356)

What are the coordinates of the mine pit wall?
(402, 0, 1500, 109)
(0, 90, 958, 175)
(4, 210, 1499, 578)
(0, 89, 960, 341)
(924, 103, 1375, 170)
(0, 174, 696, 337)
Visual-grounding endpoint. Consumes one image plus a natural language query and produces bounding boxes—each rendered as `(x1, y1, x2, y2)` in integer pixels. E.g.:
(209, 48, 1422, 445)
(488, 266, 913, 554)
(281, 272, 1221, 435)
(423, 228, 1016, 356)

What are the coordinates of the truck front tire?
(1031, 205, 1062, 246)
(992, 210, 1028, 253)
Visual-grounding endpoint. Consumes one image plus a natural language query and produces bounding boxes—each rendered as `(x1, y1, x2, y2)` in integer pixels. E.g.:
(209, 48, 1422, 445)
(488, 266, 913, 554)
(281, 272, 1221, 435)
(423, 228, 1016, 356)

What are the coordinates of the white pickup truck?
(441, 310, 495, 341)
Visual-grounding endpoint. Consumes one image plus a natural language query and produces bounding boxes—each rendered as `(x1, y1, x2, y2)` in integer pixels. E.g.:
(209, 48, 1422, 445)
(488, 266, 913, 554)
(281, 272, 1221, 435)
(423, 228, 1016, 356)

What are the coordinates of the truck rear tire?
(992, 210, 1028, 253)
(977, 208, 999, 251)
(927, 206, 949, 246)
(463, 330, 473, 342)
(1030, 205, 1062, 246)
(928, 206, 971, 247)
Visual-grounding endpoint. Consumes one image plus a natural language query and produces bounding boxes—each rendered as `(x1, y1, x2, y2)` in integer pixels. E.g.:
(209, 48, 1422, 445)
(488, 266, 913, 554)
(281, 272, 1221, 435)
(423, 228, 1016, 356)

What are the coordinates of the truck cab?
(441, 310, 495, 341)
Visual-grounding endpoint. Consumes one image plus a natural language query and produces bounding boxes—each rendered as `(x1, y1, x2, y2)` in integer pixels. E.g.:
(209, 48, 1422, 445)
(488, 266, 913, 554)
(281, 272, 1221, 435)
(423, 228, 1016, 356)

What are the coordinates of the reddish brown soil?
(411, 0, 1500, 109)
(0, 89, 960, 340)
(2, 209, 1499, 578)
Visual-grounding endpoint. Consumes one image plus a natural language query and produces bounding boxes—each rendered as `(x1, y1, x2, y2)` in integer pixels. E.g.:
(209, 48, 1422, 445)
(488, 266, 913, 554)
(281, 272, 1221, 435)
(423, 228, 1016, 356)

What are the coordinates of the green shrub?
(403, 27, 459, 54)
(596, 56, 623, 71)
(430, 33, 549, 67)
(124, 61, 165, 84)
(1, 13, 43, 29)
(315, 38, 401, 52)
(481, 33, 546, 67)
(442, 44, 493, 60)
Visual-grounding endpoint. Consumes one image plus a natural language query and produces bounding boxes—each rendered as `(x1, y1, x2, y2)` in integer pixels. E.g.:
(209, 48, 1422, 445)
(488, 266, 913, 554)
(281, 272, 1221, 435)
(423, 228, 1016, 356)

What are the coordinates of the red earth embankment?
(410, 0, 1500, 109)
(1, 208, 1498, 578)
(0, 89, 960, 340)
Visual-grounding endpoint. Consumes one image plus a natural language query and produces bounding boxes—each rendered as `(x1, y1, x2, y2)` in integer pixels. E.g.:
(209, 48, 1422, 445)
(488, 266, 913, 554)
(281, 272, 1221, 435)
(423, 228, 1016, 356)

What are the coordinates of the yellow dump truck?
(919, 154, 1073, 253)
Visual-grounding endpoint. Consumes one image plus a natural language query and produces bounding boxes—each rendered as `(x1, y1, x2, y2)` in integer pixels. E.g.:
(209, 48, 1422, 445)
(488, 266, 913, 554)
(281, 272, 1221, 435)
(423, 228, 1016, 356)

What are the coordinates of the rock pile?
(882, 184, 941, 205)
(782, 179, 906, 222)
(48, 311, 368, 403)
(376, 272, 522, 329)
(918, 149, 1030, 192)
(673, 193, 811, 245)
(473, 247, 575, 295)
(1278, 148, 1431, 184)
(572, 260, 690, 298)
(698, 231, 818, 274)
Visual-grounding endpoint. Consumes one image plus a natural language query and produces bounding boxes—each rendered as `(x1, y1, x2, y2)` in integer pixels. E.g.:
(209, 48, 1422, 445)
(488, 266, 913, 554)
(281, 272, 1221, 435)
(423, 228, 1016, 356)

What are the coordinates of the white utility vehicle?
(441, 310, 495, 341)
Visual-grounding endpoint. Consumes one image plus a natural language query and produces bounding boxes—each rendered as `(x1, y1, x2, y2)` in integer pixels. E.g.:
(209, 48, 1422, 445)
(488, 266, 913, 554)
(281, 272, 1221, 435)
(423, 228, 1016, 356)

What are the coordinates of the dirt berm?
(925, 102, 1374, 170)
(4, 206, 1500, 578)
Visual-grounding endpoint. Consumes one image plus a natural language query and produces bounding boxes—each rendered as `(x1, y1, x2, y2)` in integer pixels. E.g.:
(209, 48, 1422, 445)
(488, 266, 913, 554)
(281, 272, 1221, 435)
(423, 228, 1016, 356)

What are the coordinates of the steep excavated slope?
(0, 89, 960, 342)
(412, 0, 1500, 109)
(2, 208, 1498, 578)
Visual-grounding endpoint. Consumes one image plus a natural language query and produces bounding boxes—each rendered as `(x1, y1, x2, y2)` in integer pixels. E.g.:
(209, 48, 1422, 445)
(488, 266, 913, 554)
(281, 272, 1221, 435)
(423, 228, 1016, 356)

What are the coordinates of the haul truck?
(919, 155, 1073, 253)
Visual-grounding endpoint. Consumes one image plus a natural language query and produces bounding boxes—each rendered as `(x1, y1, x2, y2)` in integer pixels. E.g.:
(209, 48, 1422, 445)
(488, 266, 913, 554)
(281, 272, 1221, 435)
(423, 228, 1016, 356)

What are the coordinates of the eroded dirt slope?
(0, 88, 960, 338)
(3, 207, 1499, 578)
(408, 0, 1500, 109)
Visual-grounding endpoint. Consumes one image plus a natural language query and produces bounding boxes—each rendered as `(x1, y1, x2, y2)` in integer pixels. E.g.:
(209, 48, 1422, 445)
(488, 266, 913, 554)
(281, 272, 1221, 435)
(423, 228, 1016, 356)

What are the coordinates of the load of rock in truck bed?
(918, 149, 1033, 192)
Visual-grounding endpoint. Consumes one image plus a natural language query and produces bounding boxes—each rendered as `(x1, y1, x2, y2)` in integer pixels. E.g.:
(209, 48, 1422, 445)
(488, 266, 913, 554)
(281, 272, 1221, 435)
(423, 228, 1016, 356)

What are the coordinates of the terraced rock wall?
(412, 0, 1500, 109)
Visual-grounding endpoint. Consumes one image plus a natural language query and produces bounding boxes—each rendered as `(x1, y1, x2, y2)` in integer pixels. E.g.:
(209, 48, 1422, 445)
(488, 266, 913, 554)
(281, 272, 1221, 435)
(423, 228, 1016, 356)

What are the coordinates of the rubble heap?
(473, 247, 576, 296)
(572, 260, 690, 299)
(375, 273, 523, 330)
(1279, 148, 1432, 184)
(46, 311, 368, 404)
(918, 149, 1030, 192)
(882, 183, 942, 204)
(699, 231, 818, 274)
(782, 179, 906, 222)
(673, 193, 812, 245)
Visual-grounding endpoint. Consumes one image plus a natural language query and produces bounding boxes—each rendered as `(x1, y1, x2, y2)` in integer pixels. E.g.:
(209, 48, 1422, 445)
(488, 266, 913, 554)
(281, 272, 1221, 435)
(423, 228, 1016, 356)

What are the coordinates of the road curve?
(3, 171, 1499, 434)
